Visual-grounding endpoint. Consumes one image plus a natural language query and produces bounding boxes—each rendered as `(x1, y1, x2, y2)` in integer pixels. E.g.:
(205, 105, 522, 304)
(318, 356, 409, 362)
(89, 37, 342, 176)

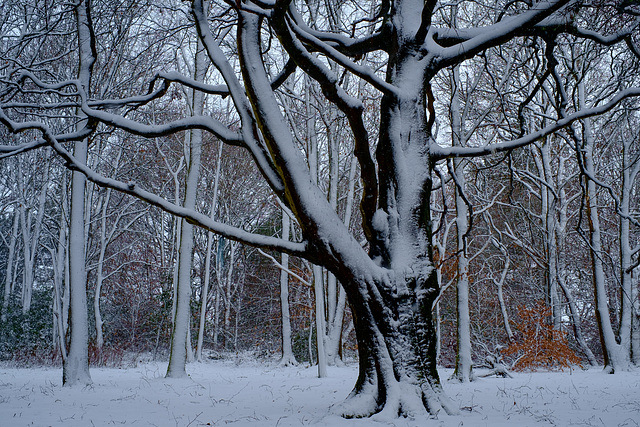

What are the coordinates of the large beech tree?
(1, 0, 640, 417)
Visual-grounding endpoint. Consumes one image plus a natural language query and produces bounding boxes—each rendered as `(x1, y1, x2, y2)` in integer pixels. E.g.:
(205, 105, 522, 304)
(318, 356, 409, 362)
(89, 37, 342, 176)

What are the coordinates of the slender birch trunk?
(62, 0, 95, 386)
(51, 176, 68, 359)
(1, 212, 19, 322)
(537, 141, 562, 329)
(304, 76, 328, 377)
(94, 189, 110, 352)
(196, 142, 223, 361)
(279, 210, 297, 365)
(166, 40, 207, 377)
(618, 120, 639, 362)
(580, 82, 629, 372)
(451, 65, 472, 382)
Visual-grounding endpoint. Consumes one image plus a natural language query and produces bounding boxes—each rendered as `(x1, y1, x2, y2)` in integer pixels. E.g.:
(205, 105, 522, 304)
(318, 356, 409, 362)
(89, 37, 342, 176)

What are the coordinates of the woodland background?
(0, 0, 639, 377)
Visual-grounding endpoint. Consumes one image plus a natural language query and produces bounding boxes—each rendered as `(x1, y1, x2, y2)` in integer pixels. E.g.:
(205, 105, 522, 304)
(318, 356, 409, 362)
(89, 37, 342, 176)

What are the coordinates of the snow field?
(1, 360, 639, 426)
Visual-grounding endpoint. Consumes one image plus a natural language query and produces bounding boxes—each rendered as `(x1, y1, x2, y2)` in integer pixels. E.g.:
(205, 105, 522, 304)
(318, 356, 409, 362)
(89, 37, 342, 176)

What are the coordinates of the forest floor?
(1, 354, 639, 426)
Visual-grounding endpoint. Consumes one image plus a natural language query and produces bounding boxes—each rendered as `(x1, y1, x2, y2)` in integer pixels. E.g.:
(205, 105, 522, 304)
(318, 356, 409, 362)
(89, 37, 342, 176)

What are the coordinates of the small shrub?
(502, 301, 581, 371)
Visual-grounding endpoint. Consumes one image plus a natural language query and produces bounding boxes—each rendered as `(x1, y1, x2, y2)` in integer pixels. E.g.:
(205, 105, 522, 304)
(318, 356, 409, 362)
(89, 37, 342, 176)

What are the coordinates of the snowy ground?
(1, 357, 639, 427)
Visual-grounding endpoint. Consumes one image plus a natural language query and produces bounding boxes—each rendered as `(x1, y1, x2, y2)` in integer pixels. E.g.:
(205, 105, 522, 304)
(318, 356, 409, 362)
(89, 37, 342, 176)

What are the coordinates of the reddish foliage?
(503, 301, 581, 371)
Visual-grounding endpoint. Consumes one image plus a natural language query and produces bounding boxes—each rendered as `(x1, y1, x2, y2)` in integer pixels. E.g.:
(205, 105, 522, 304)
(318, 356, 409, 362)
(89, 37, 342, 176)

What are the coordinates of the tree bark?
(1, 212, 19, 322)
(63, 0, 94, 387)
(451, 64, 473, 383)
(196, 142, 223, 362)
(279, 209, 297, 366)
(166, 38, 207, 377)
(580, 82, 629, 373)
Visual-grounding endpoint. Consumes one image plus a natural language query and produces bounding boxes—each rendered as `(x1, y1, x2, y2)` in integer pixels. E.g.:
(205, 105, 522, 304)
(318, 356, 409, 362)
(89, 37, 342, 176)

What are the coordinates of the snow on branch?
(257, 249, 311, 286)
(271, 4, 379, 236)
(283, 8, 386, 56)
(0, 113, 308, 257)
(286, 9, 398, 96)
(541, 16, 640, 46)
(431, 87, 640, 160)
(81, 102, 244, 144)
(433, 0, 574, 66)
(193, 0, 285, 193)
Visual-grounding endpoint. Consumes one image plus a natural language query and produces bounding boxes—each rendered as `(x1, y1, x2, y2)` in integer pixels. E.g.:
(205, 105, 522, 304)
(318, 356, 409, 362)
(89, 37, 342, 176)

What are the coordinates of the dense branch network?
(0, 0, 639, 414)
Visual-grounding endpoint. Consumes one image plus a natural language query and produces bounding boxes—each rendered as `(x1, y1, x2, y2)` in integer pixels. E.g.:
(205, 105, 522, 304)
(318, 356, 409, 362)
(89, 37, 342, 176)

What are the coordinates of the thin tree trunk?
(166, 39, 207, 377)
(52, 176, 68, 360)
(17, 155, 48, 314)
(580, 82, 629, 373)
(94, 189, 110, 352)
(313, 264, 328, 378)
(538, 141, 562, 329)
(451, 64, 472, 382)
(1, 212, 19, 322)
(618, 119, 640, 361)
(223, 241, 236, 349)
(304, 76, 328, 376)
(279, 210, 297, 365)
(63, 0, 94, 386)
(196, 142, 223, 361)
(557, 274, 598, 365)
(493, 243, 514, 341)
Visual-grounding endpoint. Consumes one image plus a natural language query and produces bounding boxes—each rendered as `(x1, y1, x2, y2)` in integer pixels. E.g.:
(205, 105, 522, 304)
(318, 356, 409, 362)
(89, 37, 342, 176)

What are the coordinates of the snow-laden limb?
(540, 16, 640, 46)
(431, 87, 640, 161)
(0, 138, 49, 159)
(56, 151, 307, 256)
(432, 2, 639, 68)
(152, 71, 229, 97)
(432, 0, 574, 65)
(3, 70, 82, 94)
(257, 249, 311, 286)
(1, 72, 243, 148)
(193, 0, 285, 194)
(283, 8, 386, 57)
(81, 101, 244, 145)
(270, 3, 378, 239)
(286, 8, 400, 97)
(86, 77, 171, 109)
(0, 113, 308, 257)
(431, 1, 570, 49)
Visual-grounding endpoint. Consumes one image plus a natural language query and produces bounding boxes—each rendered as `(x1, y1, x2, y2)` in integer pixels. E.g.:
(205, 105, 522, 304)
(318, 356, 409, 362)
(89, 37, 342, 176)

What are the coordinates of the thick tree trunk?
(335, 22, 455, 414)
(335, 269, 455, 418)
(239, 5, 453, 416)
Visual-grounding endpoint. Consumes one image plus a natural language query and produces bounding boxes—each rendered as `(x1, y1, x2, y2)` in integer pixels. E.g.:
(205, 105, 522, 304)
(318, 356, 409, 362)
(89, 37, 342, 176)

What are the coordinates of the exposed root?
(422, 381, 459, 416)
(332, 389, 379, 419)
(334, 379, 460, 419)
(278, 355, 298, 367)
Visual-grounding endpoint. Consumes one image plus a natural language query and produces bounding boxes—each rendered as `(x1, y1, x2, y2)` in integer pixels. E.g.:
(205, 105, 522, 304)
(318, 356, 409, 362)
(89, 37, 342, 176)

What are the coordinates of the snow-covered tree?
(1, 0, 640, 416)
